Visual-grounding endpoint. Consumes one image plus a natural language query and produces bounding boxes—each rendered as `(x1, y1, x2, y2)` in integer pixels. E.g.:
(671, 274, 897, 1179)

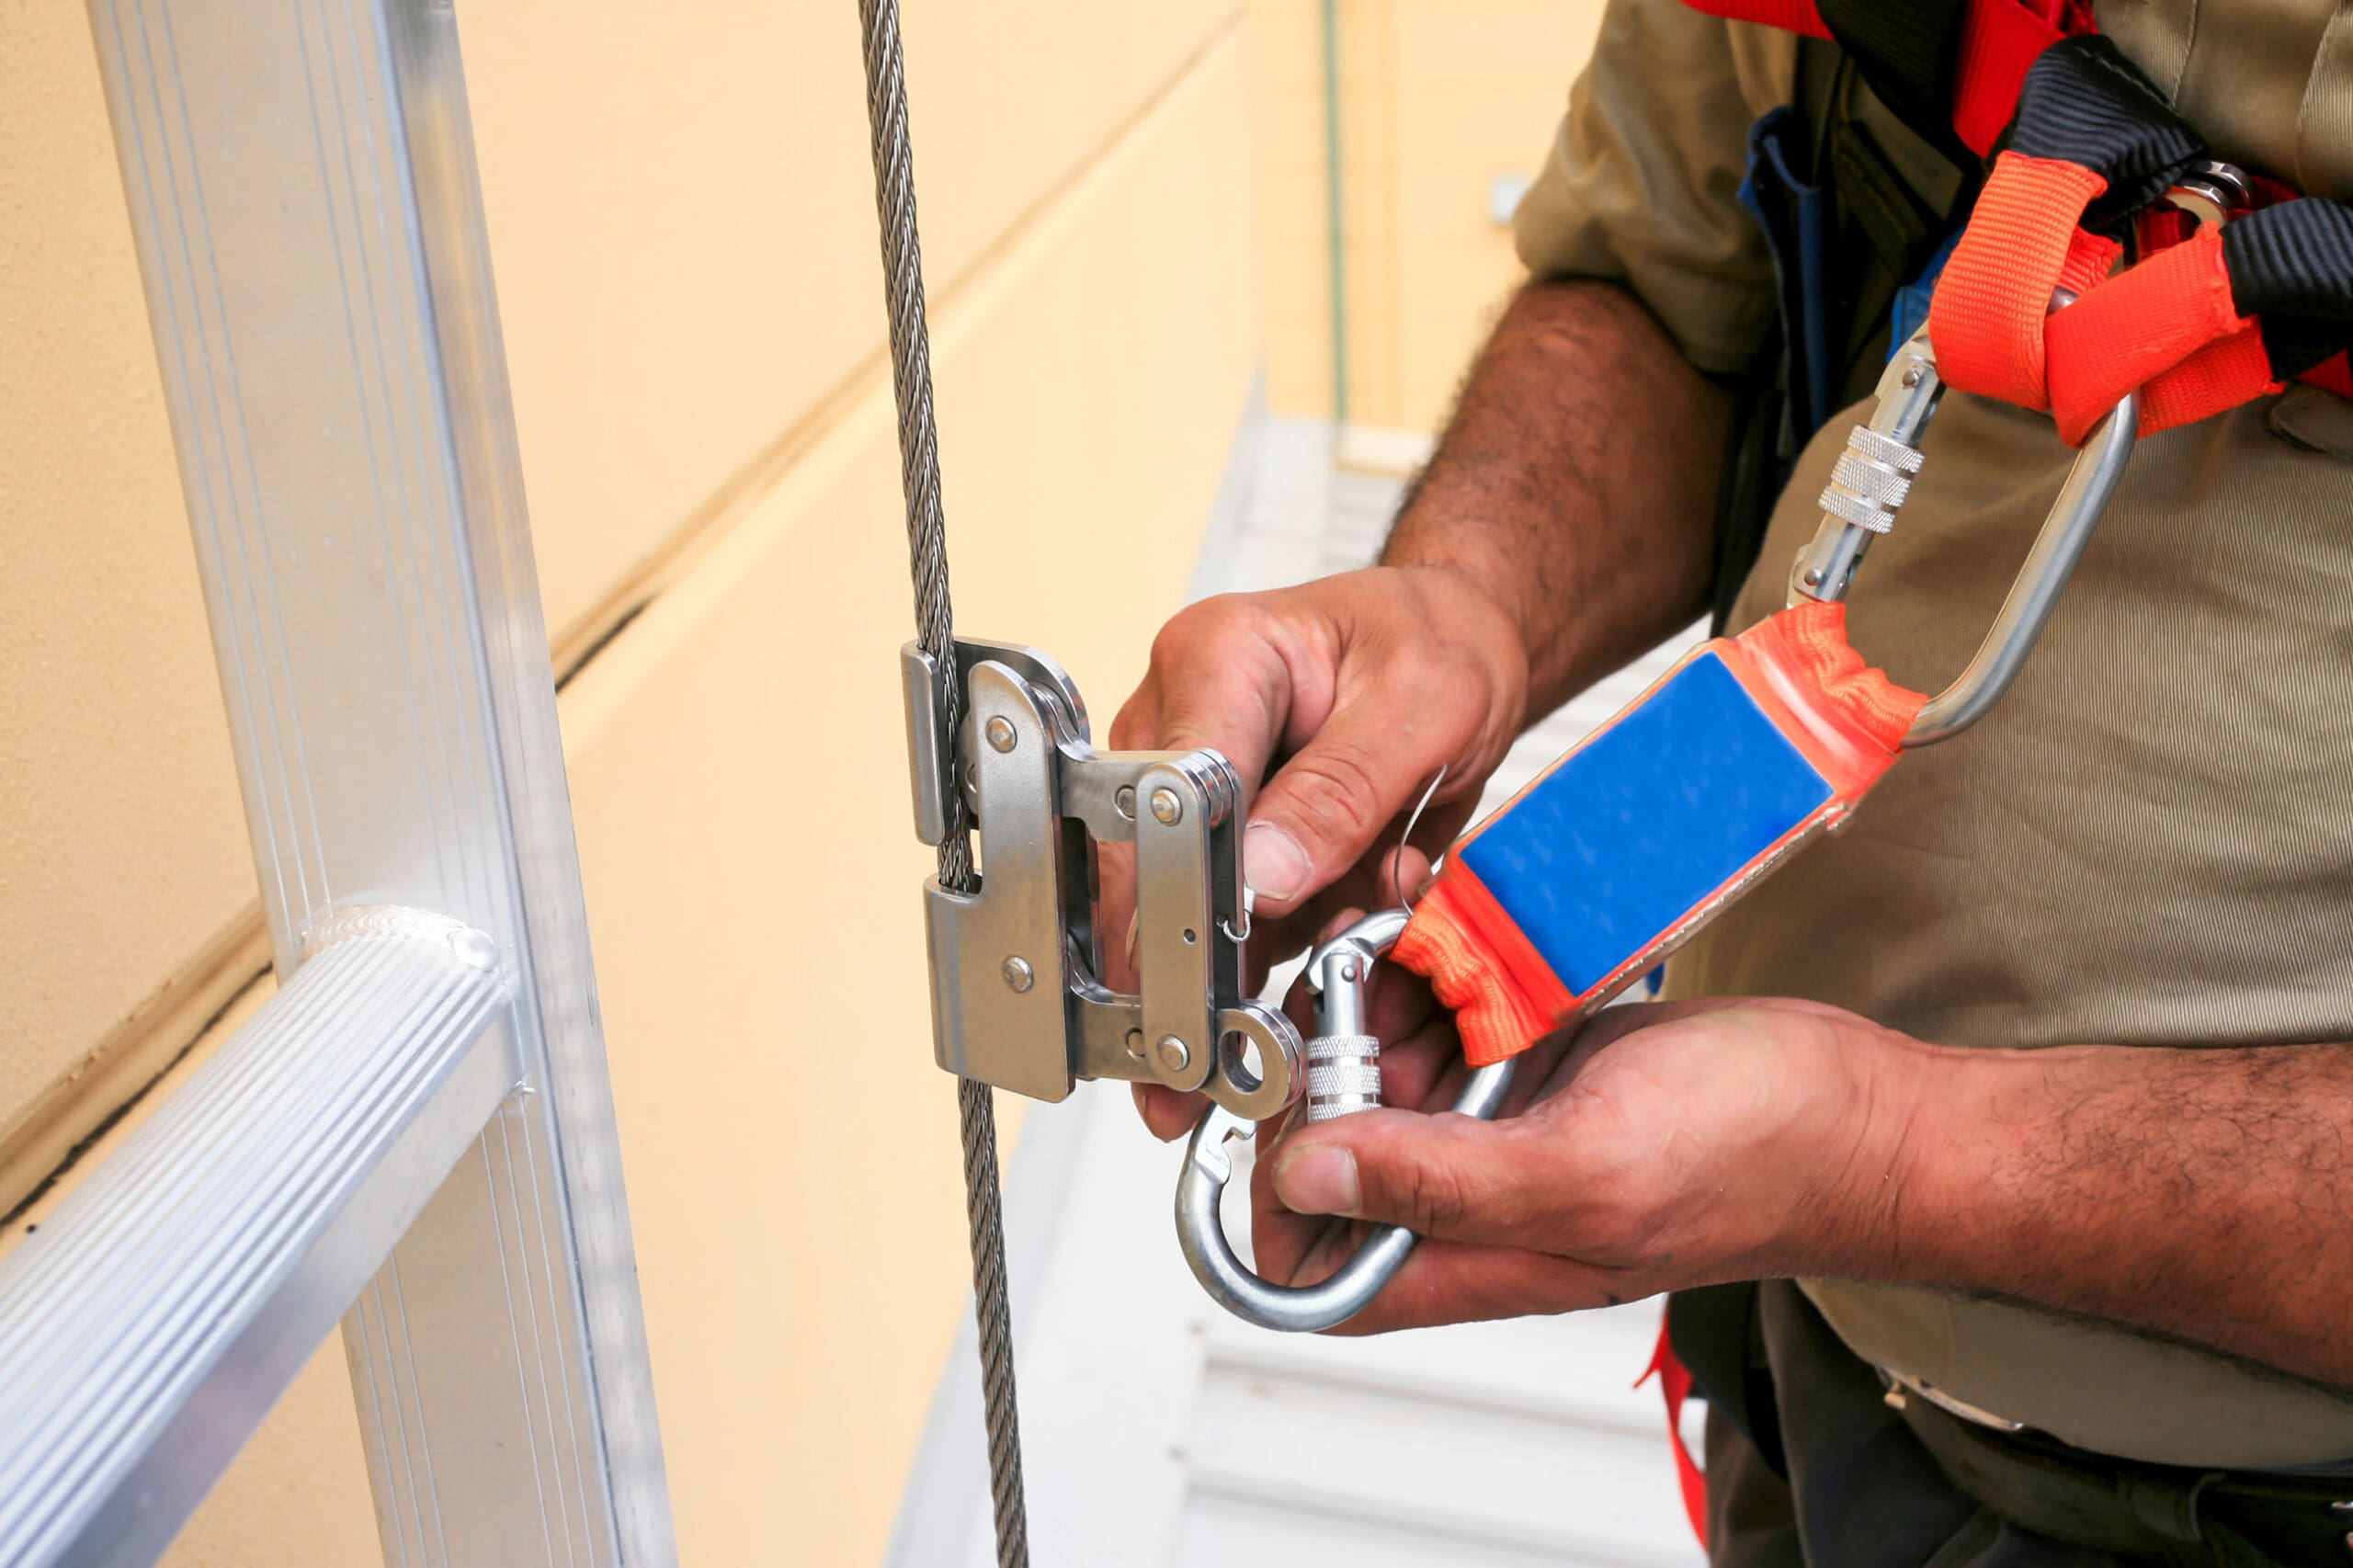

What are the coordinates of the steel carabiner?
(1790, 316, 2141, 748)
(1175, 908, 1518, 1333)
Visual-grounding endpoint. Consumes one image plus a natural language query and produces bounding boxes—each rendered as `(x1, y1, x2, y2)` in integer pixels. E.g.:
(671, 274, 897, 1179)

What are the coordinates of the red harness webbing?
(1680, 0, 2071, 156)
(1931, 154, 2260, 442)
(1687, 4, 2353, 443)
(1641, 1324, 1710, 1547)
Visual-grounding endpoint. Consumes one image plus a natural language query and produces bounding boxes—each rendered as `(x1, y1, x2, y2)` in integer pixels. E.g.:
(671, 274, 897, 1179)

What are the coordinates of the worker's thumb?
(1267, 1108, 1529, 1247)
(1241, 710, 1449, 916)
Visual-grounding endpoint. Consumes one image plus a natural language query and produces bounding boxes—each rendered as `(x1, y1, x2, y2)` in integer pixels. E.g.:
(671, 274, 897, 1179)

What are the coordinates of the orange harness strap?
(1922, 37, 2353, 443)
(1930, 153, 2279, 444)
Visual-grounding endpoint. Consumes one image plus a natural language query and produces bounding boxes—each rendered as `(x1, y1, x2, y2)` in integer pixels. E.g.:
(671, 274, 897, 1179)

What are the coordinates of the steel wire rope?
(852, 2, 1029, 1562)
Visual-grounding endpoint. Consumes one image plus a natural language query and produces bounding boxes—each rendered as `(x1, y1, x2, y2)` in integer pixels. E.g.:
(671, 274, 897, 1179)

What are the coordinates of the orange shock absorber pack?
(1397, 600, 1924, 1067)
(1381, 309, 2135, 1074)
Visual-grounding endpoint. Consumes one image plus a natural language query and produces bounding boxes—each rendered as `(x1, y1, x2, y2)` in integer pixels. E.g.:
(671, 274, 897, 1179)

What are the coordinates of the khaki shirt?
(1519, 0, 2353, 1469)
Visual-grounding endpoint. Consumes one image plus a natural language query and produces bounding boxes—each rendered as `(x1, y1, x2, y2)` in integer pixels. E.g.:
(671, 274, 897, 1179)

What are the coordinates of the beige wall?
(4, 2, 1252, 1563)
(3, 0, 1617, 1554)
(1248, 0, 1608, 433)
(0, 2, 259, 1183)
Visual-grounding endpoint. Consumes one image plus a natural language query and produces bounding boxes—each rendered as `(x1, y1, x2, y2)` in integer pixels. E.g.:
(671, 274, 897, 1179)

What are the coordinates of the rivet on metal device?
(1338, 958, 1359, 983)
(1150, 787, 1182, 824)
(1116, 785, 1137, 820)
(1152, 1034, 1192, 1074)
(1001, 956, 1034, 993)
(1902, 365, 1923, 388)
(985, 716, 1017, 753)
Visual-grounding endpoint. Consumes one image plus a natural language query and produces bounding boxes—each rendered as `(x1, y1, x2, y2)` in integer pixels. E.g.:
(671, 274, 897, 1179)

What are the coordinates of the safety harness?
(1374, 6, 2353, 1547)
(1702, 2, 2353, 442)
(1401, 8, 2353, 1080)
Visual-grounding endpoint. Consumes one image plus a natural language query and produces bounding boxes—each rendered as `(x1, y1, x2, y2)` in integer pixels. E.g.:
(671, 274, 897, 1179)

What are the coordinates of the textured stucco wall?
(0, 2, 256, 1153)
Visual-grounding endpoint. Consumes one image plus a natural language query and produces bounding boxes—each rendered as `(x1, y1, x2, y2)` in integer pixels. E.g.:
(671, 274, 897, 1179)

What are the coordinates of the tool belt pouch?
(1395, 602, 1925, 1066)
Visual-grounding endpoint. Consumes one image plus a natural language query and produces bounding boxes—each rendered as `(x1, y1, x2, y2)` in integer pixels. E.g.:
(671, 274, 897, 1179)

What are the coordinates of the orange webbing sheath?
(1929, 153, 2118, 412)
(1395, 604, 1923, 1067)
(2043, 225, 2274, 443)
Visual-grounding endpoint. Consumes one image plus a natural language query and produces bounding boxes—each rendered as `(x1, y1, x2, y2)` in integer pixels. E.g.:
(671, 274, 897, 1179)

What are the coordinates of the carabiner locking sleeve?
(1175, 909, 1518, 1333)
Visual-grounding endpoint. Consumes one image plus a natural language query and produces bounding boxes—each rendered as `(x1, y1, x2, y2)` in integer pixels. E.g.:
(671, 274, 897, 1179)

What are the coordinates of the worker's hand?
(1245, 993, 1921, 1334)
(1104, 566, 1531, 1141)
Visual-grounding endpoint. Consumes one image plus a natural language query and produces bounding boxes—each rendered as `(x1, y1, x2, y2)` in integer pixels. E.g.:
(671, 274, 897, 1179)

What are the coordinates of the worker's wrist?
(1861, 1040, 2122, 1298)
(1378, 543, 1554, 709)
(1374, 557, 1538, 710)
(1772, 1021, 1972, 1285)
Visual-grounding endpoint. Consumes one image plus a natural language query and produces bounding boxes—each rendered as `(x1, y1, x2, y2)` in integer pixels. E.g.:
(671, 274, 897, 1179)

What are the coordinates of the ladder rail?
(56, 0, 680, 1561)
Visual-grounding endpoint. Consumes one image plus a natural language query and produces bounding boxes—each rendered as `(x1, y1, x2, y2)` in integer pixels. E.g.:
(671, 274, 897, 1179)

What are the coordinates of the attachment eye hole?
(1219, 1030, 1263, 1097)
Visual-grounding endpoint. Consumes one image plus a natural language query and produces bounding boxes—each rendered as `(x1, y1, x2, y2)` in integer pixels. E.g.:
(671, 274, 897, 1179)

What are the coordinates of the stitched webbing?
(1929, 153, 2117, 413)
(2005, 35, 2204, 235)
(2225, 199, 2353, 377)
(1927, 36, 2353, 438)
(1741, 600, 1927, 748)
(1394, 875, 1555, 1069)
(2043, 226, 2264, 441)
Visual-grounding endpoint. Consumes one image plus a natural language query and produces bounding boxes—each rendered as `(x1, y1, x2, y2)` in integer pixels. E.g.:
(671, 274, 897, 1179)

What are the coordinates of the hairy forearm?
(1846, 1037, 2353, 1390)
(1381, 278, 1730, 715)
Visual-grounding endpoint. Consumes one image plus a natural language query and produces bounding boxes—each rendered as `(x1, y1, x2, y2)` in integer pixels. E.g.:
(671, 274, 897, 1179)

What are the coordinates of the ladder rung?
(0, 920, 516, 1566)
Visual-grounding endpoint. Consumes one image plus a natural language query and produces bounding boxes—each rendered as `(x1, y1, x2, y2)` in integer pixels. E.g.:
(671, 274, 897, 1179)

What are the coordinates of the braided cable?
(855, 1, 1028, 1561)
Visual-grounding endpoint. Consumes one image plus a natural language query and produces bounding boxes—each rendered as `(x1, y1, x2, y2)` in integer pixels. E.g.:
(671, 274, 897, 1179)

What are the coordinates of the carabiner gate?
(1175, 909, 1518, 1333)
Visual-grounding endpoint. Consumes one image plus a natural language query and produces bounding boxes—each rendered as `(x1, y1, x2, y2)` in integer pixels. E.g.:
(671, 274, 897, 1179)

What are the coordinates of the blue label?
(1458, 652, 1832, 995)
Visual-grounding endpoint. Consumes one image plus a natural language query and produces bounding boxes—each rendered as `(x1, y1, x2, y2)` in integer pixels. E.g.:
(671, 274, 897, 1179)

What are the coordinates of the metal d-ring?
(1175, 908, 1518, 1332)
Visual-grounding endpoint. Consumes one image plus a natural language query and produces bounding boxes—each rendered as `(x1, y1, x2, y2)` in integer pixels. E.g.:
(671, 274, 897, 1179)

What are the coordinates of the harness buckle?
(2163, 158, 2251, 233)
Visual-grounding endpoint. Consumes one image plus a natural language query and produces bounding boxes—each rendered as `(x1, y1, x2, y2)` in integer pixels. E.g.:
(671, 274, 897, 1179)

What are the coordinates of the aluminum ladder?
(0, 2, 677, 1562)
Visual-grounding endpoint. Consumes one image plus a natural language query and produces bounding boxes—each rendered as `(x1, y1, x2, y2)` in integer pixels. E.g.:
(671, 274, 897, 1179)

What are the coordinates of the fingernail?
(1245, 821, 1310, 905)
(1124, 911, 1139, 971)
(1273, 1144, 1359, 1216)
